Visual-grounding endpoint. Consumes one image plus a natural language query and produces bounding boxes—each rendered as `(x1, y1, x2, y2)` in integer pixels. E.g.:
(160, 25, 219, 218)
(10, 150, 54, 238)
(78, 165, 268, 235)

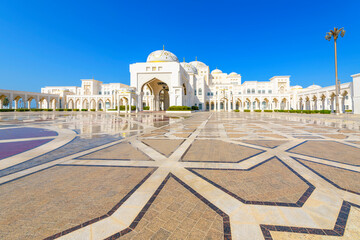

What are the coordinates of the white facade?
(37, 48, 360, 114)
(41, 79, 136, 111)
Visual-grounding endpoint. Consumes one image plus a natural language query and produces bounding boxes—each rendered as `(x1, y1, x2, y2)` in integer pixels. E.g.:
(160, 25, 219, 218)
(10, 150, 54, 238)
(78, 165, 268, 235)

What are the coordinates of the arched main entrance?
(141, 78, 170, 111)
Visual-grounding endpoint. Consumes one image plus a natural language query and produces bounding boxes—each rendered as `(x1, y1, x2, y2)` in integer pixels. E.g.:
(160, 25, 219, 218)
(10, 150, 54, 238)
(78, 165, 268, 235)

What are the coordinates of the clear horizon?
(0, 0, 359, 92)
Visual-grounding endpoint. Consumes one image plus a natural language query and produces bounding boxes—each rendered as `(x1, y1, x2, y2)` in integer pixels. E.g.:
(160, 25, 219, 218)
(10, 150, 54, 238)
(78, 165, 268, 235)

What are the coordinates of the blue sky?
(0, 0, 359, 92)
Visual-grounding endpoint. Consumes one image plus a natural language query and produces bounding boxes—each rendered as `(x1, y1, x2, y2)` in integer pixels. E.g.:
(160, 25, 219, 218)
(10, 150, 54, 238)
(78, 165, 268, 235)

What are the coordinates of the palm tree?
(325, 27, 345, 114)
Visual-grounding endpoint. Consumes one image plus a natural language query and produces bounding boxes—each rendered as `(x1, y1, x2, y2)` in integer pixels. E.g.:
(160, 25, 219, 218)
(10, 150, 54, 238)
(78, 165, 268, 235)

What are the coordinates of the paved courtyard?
(1, 111, 360, 240)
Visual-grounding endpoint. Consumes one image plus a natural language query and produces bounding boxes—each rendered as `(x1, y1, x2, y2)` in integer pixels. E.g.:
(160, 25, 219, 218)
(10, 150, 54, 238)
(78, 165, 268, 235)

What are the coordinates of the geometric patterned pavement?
(0, 111, 360, 239)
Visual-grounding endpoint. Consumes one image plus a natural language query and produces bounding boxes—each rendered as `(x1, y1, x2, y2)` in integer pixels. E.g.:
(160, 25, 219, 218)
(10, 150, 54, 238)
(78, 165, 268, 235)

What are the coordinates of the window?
(199, 103, 202, 110)
(152, 67, 156, 71)
(198, 88, 202, 95)
(211, 92, 214, 96)
(252, 89, 255, 94)
(146, 67, 150, 71)
(207, 92, 210, 96)
(345, 96, 349, 100)
(247, 89, 250, 94)
(99, 91, 102, 95)
(262, 90, 265, 94)
(194, 90, 197, 95)
(238, 92, 241, 95)
(258, 90, 261, 94)
(158, 67, 162, 71)
(268, 90, 272, 94)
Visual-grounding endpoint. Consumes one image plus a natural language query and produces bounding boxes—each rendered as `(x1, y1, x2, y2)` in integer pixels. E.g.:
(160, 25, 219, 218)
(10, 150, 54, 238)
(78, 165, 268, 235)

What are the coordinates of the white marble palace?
(37, 48, 359, 114)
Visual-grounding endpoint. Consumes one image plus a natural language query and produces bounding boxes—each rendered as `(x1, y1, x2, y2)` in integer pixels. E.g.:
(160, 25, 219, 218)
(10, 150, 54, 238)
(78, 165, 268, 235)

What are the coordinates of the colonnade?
(0, 90, 60, 110)
(206, 97, 290, 112)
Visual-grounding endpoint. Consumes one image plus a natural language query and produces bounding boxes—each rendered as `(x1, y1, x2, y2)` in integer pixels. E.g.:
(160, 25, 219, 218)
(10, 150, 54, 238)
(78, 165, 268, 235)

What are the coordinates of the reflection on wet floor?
(0, 112, 187, 139)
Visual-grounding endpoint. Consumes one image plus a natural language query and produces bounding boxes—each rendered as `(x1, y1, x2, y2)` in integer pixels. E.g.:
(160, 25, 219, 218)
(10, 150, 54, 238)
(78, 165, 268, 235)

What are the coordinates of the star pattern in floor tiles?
(0, 111, 360, 240)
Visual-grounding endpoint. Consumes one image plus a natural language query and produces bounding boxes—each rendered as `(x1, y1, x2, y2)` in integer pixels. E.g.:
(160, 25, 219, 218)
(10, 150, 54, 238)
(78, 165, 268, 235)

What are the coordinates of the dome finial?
(195, 56, 197, 61)
(183, 57, 185, 62)
(163, 45, 165, 51)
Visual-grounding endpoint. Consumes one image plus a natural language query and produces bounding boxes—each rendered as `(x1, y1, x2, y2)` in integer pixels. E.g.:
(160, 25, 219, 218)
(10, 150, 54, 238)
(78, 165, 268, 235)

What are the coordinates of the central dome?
(147, 49, 179, 63)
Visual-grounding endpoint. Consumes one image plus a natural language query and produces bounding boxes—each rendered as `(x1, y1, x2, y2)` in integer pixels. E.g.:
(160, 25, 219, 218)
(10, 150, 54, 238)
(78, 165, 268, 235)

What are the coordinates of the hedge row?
(275, 109, 332, 114)
(0, 109, 15, 112)
(110, 105, 137, 111)
(167, 106, 191, 111)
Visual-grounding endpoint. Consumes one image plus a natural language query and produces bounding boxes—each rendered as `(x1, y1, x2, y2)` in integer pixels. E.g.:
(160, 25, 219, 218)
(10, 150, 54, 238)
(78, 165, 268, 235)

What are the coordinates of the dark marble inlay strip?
(43, 165, 157, 240)
(104, 173, 232, 240)
(260, 201, 358, 239)
(187, 157, 315, 207)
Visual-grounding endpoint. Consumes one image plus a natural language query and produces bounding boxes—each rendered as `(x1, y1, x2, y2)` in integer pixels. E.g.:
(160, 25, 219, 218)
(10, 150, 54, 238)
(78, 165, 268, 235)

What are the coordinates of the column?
(117, 99, 121, 114)
(128, 97, 131, 113)
(9, 94, 13, 109)
(139, 92, 143, 111)
(339, 96, 344, 113)
(352, 73, 360, 114)
(25, 95, 28, 109)
(228, 99, 231, 112)
(14, 99, 18, 109)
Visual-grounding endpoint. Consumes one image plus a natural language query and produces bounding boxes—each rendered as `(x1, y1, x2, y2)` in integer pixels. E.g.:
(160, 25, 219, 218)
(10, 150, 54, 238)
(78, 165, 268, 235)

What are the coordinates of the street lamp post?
(325, 27, 345, 115)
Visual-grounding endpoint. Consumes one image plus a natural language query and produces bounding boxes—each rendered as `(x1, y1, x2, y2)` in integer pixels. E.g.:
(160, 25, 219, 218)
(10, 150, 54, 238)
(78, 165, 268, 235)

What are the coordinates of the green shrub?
(254, 110, 262, 112)
(319, 110, 331, 114)
(264, 110, 273, 112)
(73, 109, 79, 111)
(55, 109, 64, 111)
(274, 110, 279, 112)
(191, 106, 199, 110)
(64, 109, 72, 111)
(131, 105, 136, 111)
(143, 106, 150, 110)
(244, 109, 250, 112)
(30, 109, 44, 111)
(167, 106, 191, 111)
(15, 108, 30, 112)
(90, 109, 96, 111)
(0, 109, 15, 112)
(98, 109, 103, 111)
(81, 109, 87, 111)
(107, 109, 117, 111)
(234, 109, 240, 112)
(345, 110, 352, 113)
(44, 109, 53, 111)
